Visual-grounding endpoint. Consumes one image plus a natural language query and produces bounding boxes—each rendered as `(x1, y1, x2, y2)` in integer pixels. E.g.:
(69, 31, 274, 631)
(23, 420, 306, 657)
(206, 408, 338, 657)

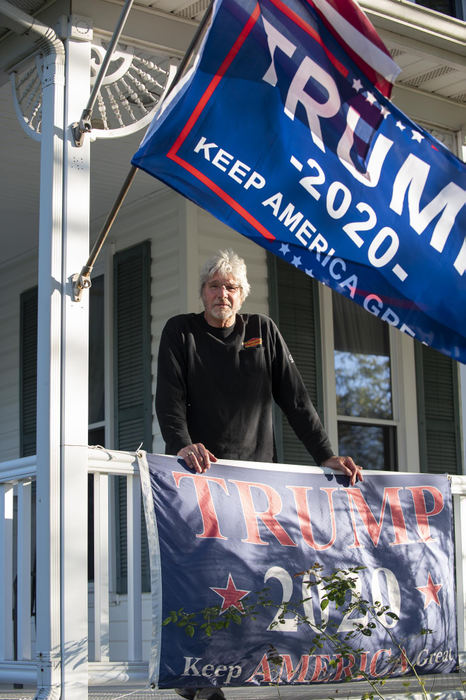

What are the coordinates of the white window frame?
(319, 285, 420, 472)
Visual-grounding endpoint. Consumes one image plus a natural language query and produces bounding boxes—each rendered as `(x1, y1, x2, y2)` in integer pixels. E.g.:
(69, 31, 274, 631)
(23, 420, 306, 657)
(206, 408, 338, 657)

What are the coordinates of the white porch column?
(35, 33, 66, 700)
(35, 14, 92, 699)
(60, 16, 92, 700)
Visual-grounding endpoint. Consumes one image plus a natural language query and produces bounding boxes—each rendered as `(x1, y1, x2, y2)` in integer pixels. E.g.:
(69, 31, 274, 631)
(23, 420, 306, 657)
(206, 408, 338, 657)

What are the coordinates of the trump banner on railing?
(132, 0, 466, 364)
(138, 453, 457, 690)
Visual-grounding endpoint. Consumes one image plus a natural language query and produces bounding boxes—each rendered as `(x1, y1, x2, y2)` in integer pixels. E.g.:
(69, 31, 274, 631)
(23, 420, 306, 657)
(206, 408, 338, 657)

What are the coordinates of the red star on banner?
(210, 574, 250, 614)
(416, 573, 443, 608)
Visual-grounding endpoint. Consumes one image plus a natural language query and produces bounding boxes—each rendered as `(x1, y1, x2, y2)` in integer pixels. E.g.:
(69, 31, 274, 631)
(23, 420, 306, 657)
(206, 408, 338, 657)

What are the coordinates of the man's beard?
(211, 304, 233, 320)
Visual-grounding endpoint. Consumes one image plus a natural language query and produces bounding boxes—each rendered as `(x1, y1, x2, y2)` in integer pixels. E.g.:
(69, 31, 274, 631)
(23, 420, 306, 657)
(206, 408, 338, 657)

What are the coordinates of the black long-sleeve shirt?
(155, 312, 334, 464)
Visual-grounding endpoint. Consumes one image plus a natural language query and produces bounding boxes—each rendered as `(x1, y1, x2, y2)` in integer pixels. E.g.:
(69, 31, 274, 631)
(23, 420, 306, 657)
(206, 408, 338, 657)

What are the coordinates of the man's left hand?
(322, 455, 363, 486)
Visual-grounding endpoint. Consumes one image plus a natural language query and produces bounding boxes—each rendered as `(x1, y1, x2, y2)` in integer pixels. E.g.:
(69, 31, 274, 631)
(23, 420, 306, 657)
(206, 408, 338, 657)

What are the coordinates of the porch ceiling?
(0, 0, 465, 268)
(1, 0, 465, 101)
(140, 0, 466, 104)
(0, 0, 47, 42)
(0, 78, 165, 266)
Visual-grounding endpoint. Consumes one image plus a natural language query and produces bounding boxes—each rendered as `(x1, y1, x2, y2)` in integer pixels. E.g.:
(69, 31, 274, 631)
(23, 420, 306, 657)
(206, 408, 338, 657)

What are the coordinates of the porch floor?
(1, 674, 466, 700)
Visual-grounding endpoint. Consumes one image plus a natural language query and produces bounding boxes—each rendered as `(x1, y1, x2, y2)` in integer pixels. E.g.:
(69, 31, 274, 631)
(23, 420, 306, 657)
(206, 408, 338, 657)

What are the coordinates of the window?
(408, 0, 465, 19)
(268, 254, 462, 474)
(268, 256, 323, 466)
(333, 291, 397, 470)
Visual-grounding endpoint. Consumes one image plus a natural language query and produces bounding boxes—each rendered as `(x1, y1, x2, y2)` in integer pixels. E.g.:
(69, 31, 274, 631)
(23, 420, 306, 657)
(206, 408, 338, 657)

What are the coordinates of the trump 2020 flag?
(138, 453, 457, 690)
(132, 0, 466, 363)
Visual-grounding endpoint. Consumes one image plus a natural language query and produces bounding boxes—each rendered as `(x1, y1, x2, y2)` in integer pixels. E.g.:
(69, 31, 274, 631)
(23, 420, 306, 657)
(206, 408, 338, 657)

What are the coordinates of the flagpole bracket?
(71, 109, 92, 147)
(72, 268, 92, 302)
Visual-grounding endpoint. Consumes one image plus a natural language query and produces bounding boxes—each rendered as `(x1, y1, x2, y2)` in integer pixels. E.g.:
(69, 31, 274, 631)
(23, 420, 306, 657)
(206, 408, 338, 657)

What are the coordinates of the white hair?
(199, 249, 250, 301)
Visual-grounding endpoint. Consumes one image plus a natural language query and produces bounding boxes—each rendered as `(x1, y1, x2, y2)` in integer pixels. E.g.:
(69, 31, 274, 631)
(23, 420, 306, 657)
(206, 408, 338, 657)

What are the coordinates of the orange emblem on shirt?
(243, 337, 262, 349)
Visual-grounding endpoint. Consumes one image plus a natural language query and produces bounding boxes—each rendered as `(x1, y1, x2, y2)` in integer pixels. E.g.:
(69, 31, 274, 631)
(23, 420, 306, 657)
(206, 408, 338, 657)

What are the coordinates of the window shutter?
(20, 288, 38, 457)
(415, 344, 462, 474)
(268, 255, 323, 466)
(113, 241, 152, 593)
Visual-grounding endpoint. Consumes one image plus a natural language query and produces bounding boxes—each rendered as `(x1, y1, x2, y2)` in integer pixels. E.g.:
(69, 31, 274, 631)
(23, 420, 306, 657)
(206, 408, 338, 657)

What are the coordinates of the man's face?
(202, 272, 243, 327)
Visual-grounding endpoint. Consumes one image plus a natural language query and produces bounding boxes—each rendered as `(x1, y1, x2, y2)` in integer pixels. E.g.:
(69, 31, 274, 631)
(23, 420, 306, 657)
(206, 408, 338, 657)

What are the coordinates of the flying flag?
(310, 0, 400, 97)
(132, 0, 466, 363)
(139, 453, 457, 689)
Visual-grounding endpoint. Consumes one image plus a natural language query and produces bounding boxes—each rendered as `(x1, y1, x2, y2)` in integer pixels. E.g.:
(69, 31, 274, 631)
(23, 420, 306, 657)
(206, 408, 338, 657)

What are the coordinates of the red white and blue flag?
(309, 0, 400, 97)
(139, 453, 457, 690)
(132, 0, 466, 362)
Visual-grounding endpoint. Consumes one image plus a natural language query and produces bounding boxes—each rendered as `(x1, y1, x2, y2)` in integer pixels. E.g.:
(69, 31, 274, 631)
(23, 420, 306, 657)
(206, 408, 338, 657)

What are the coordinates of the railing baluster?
(93, 473, 110, 662)
(17, 481, 32, 659)
(0, 484, 14, 660)
(126, 474, 142, 661)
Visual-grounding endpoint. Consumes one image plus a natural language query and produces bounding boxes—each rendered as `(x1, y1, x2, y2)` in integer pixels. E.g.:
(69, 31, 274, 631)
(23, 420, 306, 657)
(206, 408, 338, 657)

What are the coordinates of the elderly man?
(156, 248, 362, 482)
(156, 250, 362, 700)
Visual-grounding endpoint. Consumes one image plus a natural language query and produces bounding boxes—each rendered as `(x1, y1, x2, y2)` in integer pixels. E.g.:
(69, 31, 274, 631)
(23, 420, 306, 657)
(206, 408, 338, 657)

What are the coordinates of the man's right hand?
(177, 443, 217, 473)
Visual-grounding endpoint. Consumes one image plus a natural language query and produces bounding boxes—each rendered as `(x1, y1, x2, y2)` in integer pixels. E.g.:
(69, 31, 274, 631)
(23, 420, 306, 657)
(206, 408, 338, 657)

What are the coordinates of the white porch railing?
(0, 448, 150, 686)
(0, 449, 465, 691)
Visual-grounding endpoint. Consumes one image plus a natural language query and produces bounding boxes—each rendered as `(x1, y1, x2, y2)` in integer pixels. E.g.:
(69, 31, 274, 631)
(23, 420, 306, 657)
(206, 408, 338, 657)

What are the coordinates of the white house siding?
(0, 252, 37, 462)
(105, 183, 270, 453)
(0, 176, 270, 461)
